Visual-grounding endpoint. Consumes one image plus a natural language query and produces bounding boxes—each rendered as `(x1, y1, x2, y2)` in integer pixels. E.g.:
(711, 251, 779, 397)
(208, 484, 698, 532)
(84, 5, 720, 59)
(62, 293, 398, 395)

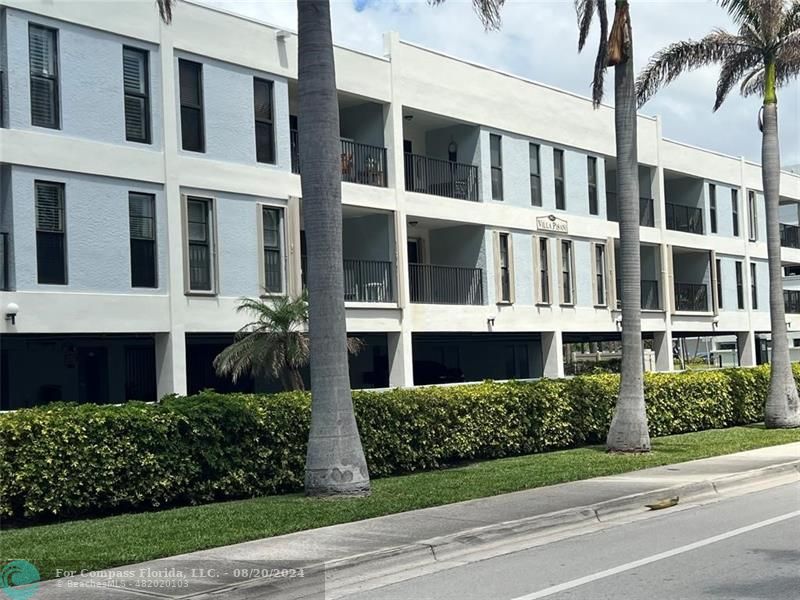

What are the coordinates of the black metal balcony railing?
(0, 232, 9, 291)
(409, 263, 484, 305)
(606, 193, 655, 227)
(780, 223, 800, 249)
(290, 130, 388, 188)
(675, 282, 709, 312)
(404, 153, 479, 201)
(785, 290, 800, 314)
(301, 256, 394, 303)
(614, 278, 660, 310)
(665, 202, 704, 234)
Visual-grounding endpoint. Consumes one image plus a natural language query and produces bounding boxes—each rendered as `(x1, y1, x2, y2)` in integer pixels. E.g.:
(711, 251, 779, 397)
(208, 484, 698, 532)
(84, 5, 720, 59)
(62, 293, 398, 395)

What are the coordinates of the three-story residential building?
(2, 0, 800, 408)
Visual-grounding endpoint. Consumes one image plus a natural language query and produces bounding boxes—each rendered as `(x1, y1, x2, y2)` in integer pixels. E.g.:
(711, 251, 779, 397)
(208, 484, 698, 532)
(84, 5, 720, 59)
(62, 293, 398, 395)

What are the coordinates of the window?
(587, 156, 598, 215)
(715, 258, 723, 310)
(123, 47, 150, 143)
(748, 191, 758, 241)
(253, 78, 275, 164)
(490, 134, 503, 200)
(129, 192, 157, 288)
(179, 59, 204, 152)
(29, 24, 59, 129)
(529, 143, 542, 207)
(498, 232, 511, 302)
(554, 149, 565, 210)
(735, 261, 744, 309)
(731, 189, 739, 237)
(594, 243, 607, 305)
(262, 206, 284, 294)
(750, 262, 758, 310)
(35, 181, 66, 284)
(538, 238, 550, 304)
(709, 184, 717, 233)
(186, 197, 214, 292)
(560, 240, 574, 304)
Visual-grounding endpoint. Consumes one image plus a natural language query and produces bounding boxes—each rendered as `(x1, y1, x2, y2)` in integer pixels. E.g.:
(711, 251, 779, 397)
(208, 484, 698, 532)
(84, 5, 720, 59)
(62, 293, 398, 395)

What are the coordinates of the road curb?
(317, 459, 800, 595)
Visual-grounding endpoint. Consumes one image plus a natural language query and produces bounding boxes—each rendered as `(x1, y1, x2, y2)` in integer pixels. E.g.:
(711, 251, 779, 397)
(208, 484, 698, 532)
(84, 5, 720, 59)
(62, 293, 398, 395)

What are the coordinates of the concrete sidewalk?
(33, 442, 800, 600)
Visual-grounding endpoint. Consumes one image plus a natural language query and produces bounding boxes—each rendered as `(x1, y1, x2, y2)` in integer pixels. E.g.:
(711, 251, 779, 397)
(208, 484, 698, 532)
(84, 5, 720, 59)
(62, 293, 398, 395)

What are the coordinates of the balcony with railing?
(666, 202, 704, 234)
(606, 193, 655, 227)
(785, 290, 800, 314)
(780, 223, 800, 249)
(675, 282, 709, 312)
(301, 256, 394, 303)
(290, 132, 387, 187)
(404, 154, 479, 201)
(409, 263, 484, 305)
(615, 279, 660, 310)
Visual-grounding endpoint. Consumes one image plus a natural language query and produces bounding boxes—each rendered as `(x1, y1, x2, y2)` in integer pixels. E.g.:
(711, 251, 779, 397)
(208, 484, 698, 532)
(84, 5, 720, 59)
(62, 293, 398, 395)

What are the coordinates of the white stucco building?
(2, 0, 800, 408)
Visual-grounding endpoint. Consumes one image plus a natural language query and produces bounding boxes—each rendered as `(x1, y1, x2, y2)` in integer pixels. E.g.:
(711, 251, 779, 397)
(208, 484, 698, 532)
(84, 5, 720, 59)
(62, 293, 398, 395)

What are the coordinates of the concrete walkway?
(32, 442, 800, 600)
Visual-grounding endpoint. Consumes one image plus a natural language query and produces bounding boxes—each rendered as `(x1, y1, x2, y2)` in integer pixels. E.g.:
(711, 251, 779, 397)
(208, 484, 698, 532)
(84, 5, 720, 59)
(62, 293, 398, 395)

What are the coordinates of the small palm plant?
(636, 0, 800, 428)
(213, 293, 362, 392)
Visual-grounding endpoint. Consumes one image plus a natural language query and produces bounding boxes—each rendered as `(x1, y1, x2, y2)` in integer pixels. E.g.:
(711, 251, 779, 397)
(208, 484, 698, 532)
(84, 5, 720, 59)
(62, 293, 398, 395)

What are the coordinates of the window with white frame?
(538, 237, 550, 304)
(129, 192, 157, 288)
(261, 206, 284, 294)
(123, 47, 150, 143)
(35, 180, 66, 284)
(554, 149, 566, 210)
(560, 240, 574, 304)
(594, 242, 607, 305)
(748, 191, 758, 241)
(29, 24, 59, 129)
(530, 143, 542, 207)
(490, 134, 503, 201)
(587, 157, 598, 215)
(498, 232, 512, 302)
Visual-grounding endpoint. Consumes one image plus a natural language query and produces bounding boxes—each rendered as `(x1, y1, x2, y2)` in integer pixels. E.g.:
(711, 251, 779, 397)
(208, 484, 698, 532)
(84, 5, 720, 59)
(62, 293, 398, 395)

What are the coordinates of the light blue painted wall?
(213, 191, 287, 298)
(339, 102, 385, 147)
(751, 258, 768, 312)
(717, 256, 745, 311)
(5, 9, 163, 149)
(573, 240, 593, 307)
(11, 166, 167, 293)
(342, 214, 392, 262)
(752, 191, 768, 241)
(478, 129, 607, 218)
(174, 51, 291, 171)
(706, 183, 742, 239)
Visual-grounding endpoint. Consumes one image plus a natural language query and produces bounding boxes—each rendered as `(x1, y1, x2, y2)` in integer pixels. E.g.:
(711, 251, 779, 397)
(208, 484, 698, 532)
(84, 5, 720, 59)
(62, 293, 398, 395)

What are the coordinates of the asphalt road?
(337, 483, 800, 600)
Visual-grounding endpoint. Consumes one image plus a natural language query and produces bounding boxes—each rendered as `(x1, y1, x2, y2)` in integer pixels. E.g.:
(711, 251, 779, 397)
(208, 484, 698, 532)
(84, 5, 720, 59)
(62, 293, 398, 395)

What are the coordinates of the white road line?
(510, 510, 800, 600)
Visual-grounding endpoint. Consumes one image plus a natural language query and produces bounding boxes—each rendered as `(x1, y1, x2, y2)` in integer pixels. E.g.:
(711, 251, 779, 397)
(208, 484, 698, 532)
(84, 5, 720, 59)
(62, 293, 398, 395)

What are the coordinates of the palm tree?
(636, 0, 800, 428)
(213, 294, 362, 391)
(157, 0, 374, 492)
(576, 0, 651, 451)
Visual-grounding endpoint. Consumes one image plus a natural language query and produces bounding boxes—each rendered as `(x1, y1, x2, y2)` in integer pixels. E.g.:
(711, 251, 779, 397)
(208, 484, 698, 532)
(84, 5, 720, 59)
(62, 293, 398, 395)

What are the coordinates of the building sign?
(536, 214, 568, 234)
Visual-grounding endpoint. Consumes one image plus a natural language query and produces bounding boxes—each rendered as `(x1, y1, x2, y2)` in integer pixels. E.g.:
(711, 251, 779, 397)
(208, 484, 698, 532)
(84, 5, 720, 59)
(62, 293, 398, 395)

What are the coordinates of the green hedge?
(0, 365, 789, 521)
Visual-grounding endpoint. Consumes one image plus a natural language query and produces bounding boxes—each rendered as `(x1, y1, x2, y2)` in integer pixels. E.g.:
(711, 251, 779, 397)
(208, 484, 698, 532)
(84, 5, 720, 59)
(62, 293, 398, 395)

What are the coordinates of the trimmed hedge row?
(0, 364, 782, 521)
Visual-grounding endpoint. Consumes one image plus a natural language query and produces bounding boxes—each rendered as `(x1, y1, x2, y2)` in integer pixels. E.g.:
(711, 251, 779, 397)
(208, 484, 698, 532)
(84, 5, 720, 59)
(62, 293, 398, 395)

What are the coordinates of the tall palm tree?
(577, 0, 651, 451)
(636, 0, 800, 429)
(213, 294, 363, 392)
(157, 0, 373, 492)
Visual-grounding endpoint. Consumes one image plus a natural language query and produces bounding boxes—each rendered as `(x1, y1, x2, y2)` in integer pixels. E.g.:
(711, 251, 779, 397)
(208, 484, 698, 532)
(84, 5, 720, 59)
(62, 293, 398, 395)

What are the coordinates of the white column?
(653, 330, 674, 372)
(737, 330, 757, 367)
(541, 330, 564, 379)
(155, 331, 187, 398)
(388, 329, 414, 387)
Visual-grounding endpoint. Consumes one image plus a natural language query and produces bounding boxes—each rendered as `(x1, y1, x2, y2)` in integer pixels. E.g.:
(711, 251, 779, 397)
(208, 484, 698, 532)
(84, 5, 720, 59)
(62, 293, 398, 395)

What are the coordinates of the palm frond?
(718, 0, 763, 29)
(428, 0, 505, 30)
(576, 0, 596, 51)
(714, 49, 762, 110)
(780, 1, 800, 37)
(156, 0, 174, 24)
(740, 49, 800, 96)
(346, 336, 365, 356)
(636, 29, 746, 107)
(591, 0, 609, 106)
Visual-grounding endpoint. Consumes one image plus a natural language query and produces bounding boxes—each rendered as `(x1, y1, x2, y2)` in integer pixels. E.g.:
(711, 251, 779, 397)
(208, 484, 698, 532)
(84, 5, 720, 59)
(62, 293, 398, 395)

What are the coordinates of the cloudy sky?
(202, 0, 799, 166)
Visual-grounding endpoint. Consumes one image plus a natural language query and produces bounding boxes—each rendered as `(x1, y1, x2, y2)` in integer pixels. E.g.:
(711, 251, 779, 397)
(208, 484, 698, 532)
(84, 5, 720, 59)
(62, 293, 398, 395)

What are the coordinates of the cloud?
(202, 0, 799, 166)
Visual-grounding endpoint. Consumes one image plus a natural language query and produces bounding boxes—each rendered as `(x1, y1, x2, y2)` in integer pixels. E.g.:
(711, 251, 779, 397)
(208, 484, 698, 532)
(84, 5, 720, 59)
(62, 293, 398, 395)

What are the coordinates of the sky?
(201, 0, 800, 167)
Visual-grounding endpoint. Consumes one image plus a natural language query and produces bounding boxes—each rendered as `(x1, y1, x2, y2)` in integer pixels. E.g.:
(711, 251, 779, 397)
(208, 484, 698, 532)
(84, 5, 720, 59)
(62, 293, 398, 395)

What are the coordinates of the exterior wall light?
(5, 302, 19, 325)
(487, 314, 496, 327)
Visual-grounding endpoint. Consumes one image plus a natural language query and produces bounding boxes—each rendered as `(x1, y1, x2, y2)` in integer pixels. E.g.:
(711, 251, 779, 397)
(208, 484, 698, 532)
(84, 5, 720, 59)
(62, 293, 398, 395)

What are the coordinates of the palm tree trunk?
(298, 0, 371, 495)
(606, 1, 651, 451)
(761, 98, 800, 428)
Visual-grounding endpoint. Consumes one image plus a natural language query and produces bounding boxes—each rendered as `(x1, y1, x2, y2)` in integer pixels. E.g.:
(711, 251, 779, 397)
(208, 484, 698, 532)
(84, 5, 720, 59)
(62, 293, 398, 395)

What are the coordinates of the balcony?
(666, 203, 704, 234)
(409, 263, 484, 305)
(0, 232, 8, 291)
(290, 131, 387, 188)
(301, 257, 394, 303)
(785, 290, 800, 314)
(404, 154, 479, 201)
(606, 193, 655, 227)
(614, 279, 660, 310)
(675, 282, 708, 312)
(780, 223, 800, 249)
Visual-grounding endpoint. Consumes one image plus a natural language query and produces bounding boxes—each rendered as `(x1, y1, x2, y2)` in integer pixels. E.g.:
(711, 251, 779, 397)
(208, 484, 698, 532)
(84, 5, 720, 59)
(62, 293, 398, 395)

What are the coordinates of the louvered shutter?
(29, 26, 55, 76)
(36, 183, 64, 232)
(123, 48, 148, 142)
(129, 193, 154, 240)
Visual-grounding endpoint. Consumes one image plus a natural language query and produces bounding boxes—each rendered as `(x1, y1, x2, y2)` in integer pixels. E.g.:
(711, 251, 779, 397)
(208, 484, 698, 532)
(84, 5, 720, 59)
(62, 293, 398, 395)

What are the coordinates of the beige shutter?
(180, 194, 190, 293)
(507, 233, 516, 304)
(607, 238, 617, 308)
(287, 196, 302, 297)
(590, 242, 598, 305)
(256, 204, 265, 294)
(710, 249, 718, 315)
(492, 230, 501, 302)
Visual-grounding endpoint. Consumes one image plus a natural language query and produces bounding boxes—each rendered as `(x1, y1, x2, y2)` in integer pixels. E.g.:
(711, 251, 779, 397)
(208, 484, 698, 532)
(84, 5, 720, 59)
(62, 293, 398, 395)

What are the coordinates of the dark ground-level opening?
(411, 332, 543, 384)
(1, 334, 157, 410)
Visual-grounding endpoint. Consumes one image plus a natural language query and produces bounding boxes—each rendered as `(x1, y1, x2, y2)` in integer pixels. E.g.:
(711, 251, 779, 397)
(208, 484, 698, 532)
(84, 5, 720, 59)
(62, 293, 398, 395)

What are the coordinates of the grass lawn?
(3, 425, 799, 580)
